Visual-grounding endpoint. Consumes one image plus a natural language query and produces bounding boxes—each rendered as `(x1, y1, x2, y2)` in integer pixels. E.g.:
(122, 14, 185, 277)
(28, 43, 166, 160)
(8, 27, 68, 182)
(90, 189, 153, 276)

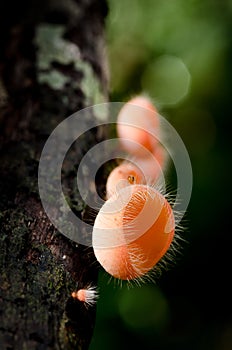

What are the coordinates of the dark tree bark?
(0, 0, 108, 349)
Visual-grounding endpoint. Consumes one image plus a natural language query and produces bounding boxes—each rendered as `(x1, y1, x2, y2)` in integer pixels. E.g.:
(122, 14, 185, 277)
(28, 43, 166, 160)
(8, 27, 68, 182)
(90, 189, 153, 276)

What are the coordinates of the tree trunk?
(0, 0, 108, 349)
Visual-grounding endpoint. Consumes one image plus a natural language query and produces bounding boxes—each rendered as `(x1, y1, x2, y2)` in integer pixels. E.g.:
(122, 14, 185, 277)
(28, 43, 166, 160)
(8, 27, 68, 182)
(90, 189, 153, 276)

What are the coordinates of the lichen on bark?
(0, 0, 108, 349)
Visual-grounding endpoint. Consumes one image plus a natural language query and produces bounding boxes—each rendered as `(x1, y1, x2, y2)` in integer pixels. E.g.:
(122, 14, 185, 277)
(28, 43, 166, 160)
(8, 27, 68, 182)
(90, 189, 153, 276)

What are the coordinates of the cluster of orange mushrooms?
(92, 96, 175, 282)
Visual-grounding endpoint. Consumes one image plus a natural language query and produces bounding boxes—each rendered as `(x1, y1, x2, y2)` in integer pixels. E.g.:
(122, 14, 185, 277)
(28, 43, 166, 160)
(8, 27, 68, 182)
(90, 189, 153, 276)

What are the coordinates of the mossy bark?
(0, 0, 108, 349)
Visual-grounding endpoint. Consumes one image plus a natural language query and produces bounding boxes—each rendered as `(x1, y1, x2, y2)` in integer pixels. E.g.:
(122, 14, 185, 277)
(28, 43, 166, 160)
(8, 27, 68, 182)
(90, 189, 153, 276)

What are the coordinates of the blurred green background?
(90, 1, 232, 349)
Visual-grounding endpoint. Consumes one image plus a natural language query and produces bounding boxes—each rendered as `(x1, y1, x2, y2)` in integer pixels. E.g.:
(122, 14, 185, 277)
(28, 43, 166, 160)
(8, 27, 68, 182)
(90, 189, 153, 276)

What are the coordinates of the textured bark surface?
(0, 0, 108, 349)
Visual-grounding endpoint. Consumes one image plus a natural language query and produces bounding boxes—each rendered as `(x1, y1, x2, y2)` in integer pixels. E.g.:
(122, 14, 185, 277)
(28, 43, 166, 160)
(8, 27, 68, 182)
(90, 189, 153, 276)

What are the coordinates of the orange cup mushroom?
(92, 184, 175, 280)
(116, 96, 160, 155)
(105, 162, 145, 199)
(116, 95, 167, 182)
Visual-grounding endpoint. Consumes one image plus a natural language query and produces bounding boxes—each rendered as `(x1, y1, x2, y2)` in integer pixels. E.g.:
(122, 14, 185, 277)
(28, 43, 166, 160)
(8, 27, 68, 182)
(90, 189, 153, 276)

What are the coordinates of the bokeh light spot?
(142, 55, 191, 106)
(118, 285, 170, 333)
